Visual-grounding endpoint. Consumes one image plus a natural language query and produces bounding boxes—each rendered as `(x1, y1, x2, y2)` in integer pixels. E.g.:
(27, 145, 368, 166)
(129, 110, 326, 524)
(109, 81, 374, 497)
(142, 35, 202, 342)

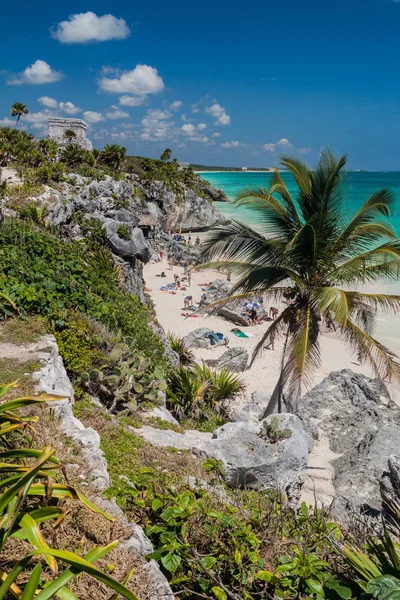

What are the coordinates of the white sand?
(143, 259, 398, 396)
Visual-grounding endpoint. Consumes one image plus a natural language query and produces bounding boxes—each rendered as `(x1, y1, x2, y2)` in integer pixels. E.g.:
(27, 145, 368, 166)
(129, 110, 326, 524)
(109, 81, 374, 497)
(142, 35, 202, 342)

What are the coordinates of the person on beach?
(195, 236, 201, 246)
(159, 250, 164, 262)
(187, 269, 192, 286)
(270, 307, 278, 320)
(248, 308, 258, 325)
(184, 295, 193, 309)
(168, 254, 173, 270)
(266, 330, 276, 351)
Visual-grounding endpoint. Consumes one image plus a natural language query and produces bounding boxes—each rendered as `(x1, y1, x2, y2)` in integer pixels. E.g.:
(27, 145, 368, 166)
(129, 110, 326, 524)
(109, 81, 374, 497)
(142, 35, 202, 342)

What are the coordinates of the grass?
(0, 357, 40, 395)
(146, 416, 184, 433)
(72, 398, 210, 487)
(0, 316, 48, 344)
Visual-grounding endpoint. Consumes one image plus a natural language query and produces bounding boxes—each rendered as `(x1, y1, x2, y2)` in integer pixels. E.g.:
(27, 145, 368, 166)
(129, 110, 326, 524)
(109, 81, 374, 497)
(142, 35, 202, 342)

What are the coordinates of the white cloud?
(38, 97, 81, 114)
(212, 132, 221, 138)
(263, 143, 276, 152)
(59, 101, 81, 114)
(263, 138, 293, 153)
(119, 95, 146, 106)
(205, 103, 230, 125)
(190, 136, 209, 143)
(191, 103, 200, 113)
(297, 146, 312, 155)
(0, 117, 16, 127)
(106, 109, 130, 120)
(23, 110, 52, 125)
(83, 110, 104, 123)
(145, 109, 171, 120)
(38, 96, 58, 108)
(8, 60, 63, 85)
(51, 12, 130, 43)
(99, 64, 164, 95)
(220, 140, 243, 148)
(181, 123, 196, 136)
(197, 123, 207, 130)
(169, 100, 183, 111)
(181, 114, 188, 121)
(276, 138, 293, 149)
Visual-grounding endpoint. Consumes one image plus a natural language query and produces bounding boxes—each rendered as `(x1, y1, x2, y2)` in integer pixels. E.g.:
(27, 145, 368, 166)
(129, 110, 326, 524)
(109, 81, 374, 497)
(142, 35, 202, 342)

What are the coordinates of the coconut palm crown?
(201, 150, 400, 410)
(10, 102, 29, 124)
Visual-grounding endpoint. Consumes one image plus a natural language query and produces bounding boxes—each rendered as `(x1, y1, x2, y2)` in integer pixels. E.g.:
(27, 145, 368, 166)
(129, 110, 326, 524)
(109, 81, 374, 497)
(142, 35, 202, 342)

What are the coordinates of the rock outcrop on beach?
(199, 279, 267, 326)
(296, 369, 400, 518)
(183, 327, 229, 349)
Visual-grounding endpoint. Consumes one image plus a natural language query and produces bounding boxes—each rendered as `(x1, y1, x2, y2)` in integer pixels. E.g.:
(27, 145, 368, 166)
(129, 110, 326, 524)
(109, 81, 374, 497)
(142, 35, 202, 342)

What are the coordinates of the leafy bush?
(166, 364, 245, 423)
(167, 332, 195, 366)
(117, 224, 131, 240)
(18, 201, 49, 226)
(81, 343, 167, 413)
(0, 221, 166, 369)
(0, 382, 137, 599)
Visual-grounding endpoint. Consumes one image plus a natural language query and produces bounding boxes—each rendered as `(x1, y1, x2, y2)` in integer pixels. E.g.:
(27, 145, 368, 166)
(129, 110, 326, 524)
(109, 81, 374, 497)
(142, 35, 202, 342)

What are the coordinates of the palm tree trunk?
(260, 325, 290, 419)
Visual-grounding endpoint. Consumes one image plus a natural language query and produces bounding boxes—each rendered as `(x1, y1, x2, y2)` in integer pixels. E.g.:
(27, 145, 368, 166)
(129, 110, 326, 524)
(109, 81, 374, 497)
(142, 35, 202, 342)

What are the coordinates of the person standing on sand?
(187, 269, 191, 286)
(168, 253, 173, 270)
(266, 330, 276, 351)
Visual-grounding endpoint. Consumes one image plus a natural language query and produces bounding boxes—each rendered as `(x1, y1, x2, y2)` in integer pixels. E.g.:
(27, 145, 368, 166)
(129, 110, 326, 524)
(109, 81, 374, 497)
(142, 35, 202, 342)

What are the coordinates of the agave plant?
(0, 382, 139, 599)
(167, 332, 195, 366)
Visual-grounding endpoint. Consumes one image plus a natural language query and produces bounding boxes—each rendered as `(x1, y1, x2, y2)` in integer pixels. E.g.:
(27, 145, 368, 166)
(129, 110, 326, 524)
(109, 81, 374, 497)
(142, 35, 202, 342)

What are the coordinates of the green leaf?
(212, 586, 228, 600)
(151, 498, 163, 512)
(255, 570, 274, 582)
(368, 575, 400, 599)
(234, 549, 242, 565)
(21, 563, 42, 600)
(161, 552, 181, 573)
(200, 556, 217, 569)
(306, 579, 325, 597)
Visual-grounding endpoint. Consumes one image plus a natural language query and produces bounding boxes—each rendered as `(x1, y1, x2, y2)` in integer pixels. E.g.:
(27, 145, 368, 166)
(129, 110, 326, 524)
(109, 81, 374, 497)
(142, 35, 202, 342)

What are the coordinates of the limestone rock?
(199, 279, 267, 326)
(135, 413, 308, 499)
(183, 327, 229, 349)
(296, 369, 400, 517)
(216, 347, 248, 372)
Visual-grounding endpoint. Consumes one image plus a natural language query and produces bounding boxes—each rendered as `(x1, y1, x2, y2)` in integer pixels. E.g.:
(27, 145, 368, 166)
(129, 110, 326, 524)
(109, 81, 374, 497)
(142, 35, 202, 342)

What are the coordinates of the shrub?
(167, 332, 195, 366)
(0, 382, 138, 599)
(166, 364, 245, 423)
(117, 224, 131, 240)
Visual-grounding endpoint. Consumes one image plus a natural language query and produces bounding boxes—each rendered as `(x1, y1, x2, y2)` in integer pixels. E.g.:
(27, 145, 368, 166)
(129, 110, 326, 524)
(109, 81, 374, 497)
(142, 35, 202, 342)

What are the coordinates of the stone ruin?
(48, 117, 92, 151)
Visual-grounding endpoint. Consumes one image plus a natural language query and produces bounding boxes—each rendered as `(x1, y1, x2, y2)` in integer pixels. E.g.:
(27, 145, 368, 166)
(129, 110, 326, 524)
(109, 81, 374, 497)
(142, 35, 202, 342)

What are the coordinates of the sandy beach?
(144, 257, 400, 400)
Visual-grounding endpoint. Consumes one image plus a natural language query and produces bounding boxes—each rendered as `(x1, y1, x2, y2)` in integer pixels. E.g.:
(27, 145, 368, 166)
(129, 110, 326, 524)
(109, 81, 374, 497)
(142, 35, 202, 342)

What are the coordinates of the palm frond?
(250, 305, 295, 366)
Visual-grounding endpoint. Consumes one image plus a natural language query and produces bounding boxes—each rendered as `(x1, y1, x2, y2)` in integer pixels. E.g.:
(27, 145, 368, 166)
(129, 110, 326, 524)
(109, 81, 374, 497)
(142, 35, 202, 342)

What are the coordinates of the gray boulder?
(183, 327, 229, 349)
(135, 413, 308, 500)
(199, 279, 267, 326)
(296, 369, 400, 517)
(216, 347, 248, 372)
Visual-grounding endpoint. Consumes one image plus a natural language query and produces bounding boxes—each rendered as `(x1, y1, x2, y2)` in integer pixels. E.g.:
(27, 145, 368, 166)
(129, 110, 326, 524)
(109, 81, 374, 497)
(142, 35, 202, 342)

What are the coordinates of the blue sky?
(1, 0, 400, 169)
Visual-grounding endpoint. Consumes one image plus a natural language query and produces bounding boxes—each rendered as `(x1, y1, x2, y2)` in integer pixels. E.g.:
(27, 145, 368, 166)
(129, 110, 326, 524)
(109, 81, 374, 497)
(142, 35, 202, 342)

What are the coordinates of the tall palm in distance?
(10, 102, 29, 125)
(201, 149, 400, 414)
(100, 144, 127, 171)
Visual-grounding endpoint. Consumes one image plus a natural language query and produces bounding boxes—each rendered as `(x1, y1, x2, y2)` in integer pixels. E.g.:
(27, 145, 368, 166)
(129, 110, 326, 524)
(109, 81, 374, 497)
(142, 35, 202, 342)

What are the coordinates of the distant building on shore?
(241, 166, 248, 171)
(48, 117, 92, 151)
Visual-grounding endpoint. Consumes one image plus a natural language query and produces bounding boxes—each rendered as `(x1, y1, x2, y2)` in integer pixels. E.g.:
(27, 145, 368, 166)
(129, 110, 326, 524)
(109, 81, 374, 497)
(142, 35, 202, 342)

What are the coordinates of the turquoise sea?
(199, 170, 400, 356)
(200, 170, 400, 233)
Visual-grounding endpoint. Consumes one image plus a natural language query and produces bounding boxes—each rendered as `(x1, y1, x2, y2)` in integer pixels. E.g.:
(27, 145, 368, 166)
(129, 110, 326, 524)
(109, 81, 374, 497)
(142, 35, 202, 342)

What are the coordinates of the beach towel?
(232, 330, 249, 339)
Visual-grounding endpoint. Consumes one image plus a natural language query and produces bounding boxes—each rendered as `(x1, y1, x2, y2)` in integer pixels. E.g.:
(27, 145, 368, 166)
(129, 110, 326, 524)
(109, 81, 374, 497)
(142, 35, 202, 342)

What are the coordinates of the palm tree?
(201, 150, 400, 414)
(10, 102, 29, 125)
(64, 129, 76, 140)
(160, 148, 172, 162)
(38, 138, 58, 159)
(100, 144, 127, 170)
(60, 144, 85, 168)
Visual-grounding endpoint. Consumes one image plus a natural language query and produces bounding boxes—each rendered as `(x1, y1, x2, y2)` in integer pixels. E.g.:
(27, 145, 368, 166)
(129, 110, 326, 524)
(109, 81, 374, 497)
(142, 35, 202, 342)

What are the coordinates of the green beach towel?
(232, 330, 249, 339)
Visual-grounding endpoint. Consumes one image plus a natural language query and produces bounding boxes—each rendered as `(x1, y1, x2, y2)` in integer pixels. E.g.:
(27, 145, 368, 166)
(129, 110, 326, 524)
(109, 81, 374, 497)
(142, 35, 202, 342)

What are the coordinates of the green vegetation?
(117, 223, 131, 240)
(167, 331, 195, 366)
(202, 149, 400, 413)
(166, 364, 245, 422)
(0, 382, 138, 599)
(262, 416, 292, 443)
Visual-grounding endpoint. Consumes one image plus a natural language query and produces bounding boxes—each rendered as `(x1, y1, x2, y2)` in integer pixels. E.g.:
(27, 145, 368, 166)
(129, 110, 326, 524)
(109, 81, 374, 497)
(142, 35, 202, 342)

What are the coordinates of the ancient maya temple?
(48, 117, 92, 151)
